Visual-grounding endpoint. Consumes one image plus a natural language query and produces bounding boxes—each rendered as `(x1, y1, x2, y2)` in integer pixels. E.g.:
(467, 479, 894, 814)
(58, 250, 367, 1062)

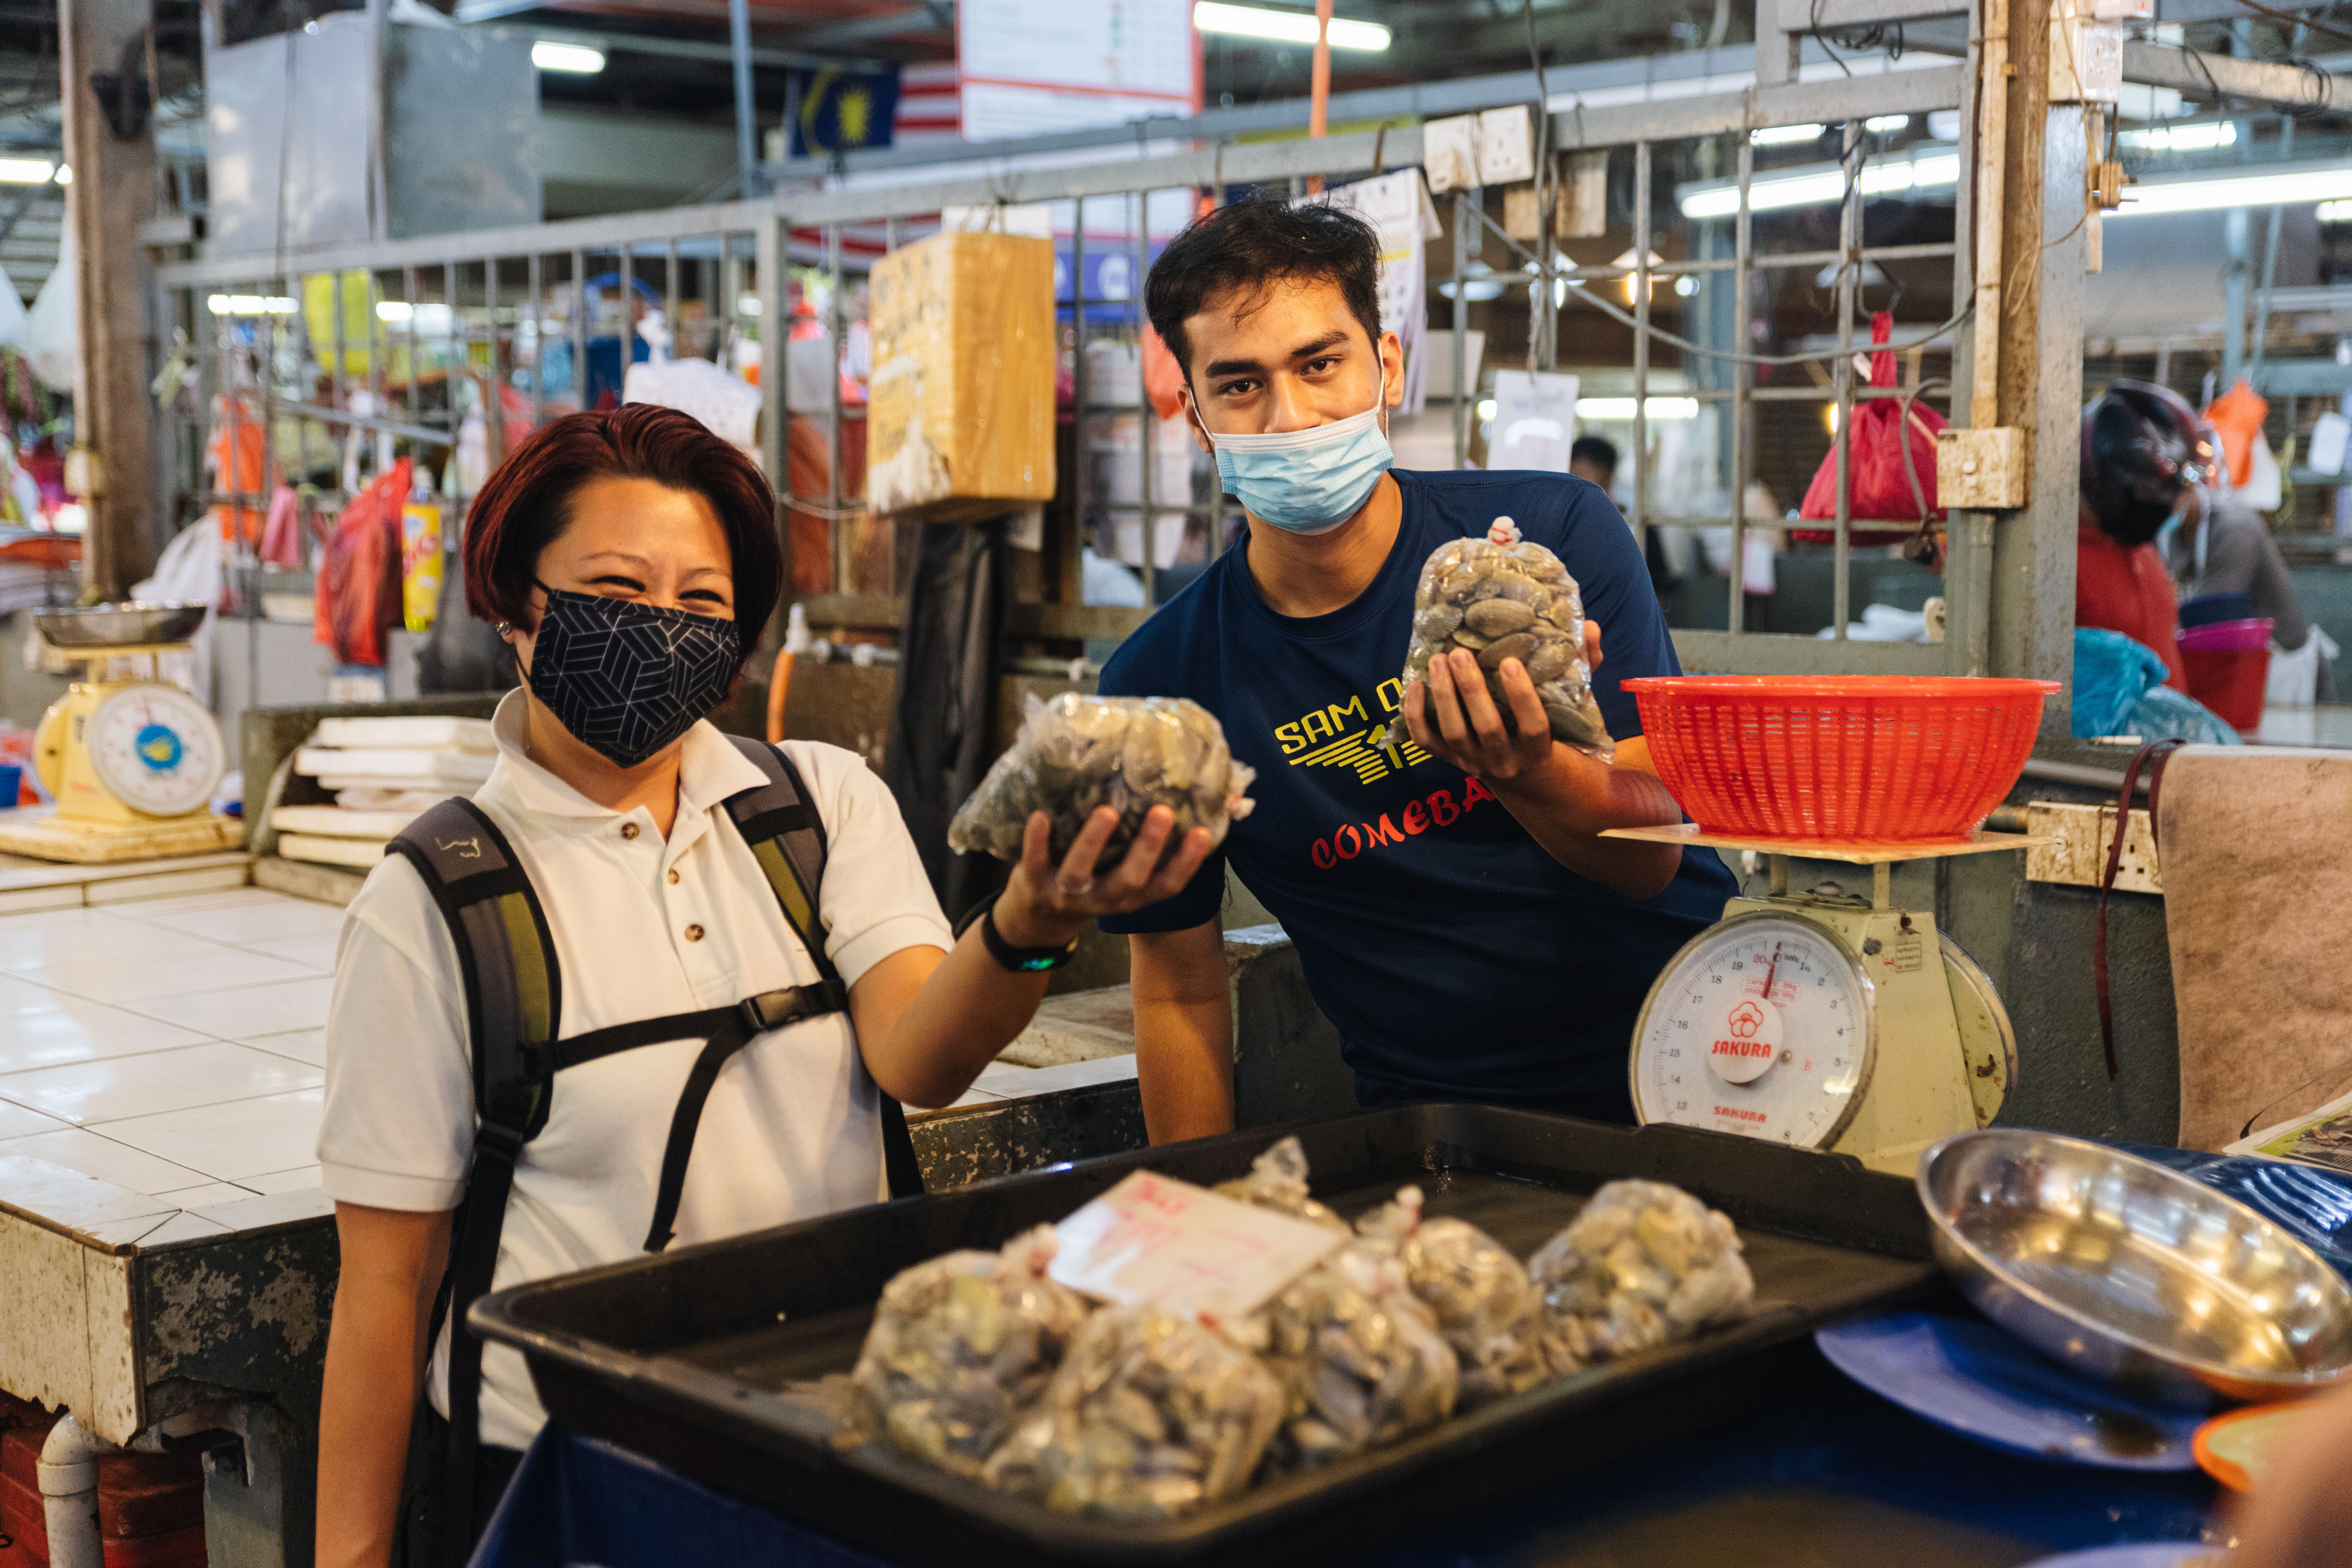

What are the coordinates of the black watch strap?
(961, 896, 1079, 972)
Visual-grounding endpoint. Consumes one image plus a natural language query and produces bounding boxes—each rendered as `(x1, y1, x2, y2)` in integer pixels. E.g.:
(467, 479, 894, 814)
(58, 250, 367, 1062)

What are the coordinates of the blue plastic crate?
(470, 1426, 891, 1568)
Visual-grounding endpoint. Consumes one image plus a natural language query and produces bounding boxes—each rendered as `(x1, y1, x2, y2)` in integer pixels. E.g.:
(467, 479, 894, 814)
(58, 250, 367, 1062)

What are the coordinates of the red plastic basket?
(1623, 675, 2061, 841)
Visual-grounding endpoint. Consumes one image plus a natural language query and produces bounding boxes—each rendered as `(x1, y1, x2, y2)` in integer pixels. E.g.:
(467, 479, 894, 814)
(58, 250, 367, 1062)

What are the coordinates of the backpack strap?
(386, 798, 559, 1568)
(721, 735, 925, 1201)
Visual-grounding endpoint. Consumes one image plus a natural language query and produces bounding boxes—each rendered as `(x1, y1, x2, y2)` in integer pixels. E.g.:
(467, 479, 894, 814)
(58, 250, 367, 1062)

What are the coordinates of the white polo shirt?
(318, 691, 951, 1449)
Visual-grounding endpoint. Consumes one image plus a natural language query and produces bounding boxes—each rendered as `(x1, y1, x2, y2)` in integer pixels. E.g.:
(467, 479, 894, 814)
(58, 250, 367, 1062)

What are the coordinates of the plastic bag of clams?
(1386, 516, 1614, 761)
(947, 694, 1257, 874)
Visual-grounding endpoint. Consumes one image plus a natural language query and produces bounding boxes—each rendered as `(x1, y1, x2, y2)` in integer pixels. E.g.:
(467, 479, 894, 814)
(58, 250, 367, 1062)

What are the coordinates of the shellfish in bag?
(849, 1225, 1094, 1477)
(1386, 516, 1614, 761)
(947, 693, 1257, 874)
(1527, 1179, 1756, 1368)
(981, 1305, 1286, 1519)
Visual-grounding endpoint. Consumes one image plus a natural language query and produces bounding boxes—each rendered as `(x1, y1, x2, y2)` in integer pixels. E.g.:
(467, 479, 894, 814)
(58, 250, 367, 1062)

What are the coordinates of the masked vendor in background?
(2076, 381, 2214, 686)
(1098, 196, 1735, 1142)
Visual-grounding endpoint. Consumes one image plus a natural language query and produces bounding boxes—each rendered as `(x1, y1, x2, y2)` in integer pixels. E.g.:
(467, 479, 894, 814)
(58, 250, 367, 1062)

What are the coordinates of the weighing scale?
(1606, 825, 2051, 1177)
(0, 603, 244, 864)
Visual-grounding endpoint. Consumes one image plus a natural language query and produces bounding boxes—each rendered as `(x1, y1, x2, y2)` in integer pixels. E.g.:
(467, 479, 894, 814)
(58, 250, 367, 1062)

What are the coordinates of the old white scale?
(1602, 826, 2050, 1177)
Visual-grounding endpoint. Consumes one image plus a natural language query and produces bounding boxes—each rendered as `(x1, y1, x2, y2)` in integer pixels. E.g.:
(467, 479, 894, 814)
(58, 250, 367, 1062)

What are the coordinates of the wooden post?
(60, 0, 158, 600)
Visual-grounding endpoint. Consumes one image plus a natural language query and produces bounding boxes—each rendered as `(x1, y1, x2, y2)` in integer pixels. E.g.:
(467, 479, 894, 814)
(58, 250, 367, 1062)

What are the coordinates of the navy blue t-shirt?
(1099, 468, 1735, 1122)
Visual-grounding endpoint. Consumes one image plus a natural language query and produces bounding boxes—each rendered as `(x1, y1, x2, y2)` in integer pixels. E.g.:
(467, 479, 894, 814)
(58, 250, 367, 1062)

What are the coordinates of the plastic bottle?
(400, 475, 443, 634)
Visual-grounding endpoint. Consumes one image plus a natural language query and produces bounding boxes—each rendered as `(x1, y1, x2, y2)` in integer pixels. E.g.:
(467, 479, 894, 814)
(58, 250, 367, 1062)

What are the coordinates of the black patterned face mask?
(525, 584, 741, 768)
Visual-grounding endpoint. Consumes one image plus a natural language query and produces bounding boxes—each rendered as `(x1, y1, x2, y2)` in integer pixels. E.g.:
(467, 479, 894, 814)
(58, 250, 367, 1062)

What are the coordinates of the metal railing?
(155, 58, 1989, 671)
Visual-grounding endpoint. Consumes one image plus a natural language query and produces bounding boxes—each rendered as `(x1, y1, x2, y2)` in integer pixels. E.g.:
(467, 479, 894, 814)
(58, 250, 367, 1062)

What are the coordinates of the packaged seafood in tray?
(983, 1305, 1286, 1519)
(1213, 1136, 1349, 1232)
(947, 694, 1257, 874)
(1357, 1187, 1557, 1405)
(1254, 1241, 1459, 1470)
(850, 1225, 1093, 1476)
(1386, 516, 1613, 761)
(1528, 1179, 1757, 1367)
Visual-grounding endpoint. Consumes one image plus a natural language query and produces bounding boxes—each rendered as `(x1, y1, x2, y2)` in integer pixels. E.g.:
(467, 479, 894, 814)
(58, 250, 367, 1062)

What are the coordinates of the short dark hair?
(1144, 194, 1386, 382)
(1570, 435, 1619, 472)
(463, 403, 781, 686)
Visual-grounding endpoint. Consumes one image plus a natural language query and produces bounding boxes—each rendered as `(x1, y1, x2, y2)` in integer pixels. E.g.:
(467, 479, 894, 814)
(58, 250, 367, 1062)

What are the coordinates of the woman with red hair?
(310, 404, 1213, 1567)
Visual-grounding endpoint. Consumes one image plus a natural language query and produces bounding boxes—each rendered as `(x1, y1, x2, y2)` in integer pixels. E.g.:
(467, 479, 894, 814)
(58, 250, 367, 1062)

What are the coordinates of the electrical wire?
(2223, 0, 2352, 46)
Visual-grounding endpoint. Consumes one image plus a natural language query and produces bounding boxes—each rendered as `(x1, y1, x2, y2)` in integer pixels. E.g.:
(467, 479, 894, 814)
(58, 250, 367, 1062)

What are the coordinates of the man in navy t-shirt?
(1099, 195, 1734, 1141)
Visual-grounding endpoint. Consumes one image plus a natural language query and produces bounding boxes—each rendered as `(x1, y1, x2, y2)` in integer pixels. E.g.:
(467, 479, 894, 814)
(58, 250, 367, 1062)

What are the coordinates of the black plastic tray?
(472, 1105, 1943, 1567)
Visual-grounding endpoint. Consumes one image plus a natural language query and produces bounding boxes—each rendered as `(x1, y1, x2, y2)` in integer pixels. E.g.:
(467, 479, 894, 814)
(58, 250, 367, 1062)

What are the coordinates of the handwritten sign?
(1049, 1171, 1345, 1322)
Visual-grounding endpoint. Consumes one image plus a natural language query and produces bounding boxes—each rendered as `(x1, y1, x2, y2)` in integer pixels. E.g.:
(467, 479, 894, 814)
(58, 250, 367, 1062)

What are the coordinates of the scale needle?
(1762, 941, 1783, 1001)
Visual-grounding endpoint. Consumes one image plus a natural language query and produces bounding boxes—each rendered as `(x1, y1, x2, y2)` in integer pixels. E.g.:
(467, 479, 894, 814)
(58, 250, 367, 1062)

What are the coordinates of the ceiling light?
(52, 165, 67, 185)
(2110, 162, 2352, 218)
(1576, 397, 1699, 421)
(532, 40, 605, 73)
(1865, 114, 1910, 133)
(1193, 2, 1391, 49)
(1678, 147, 1960, 218)
(0, 159, 54, 184)
(206, 295, 298, 315)
(2320, 199, 2352, 223)
(1927, 110, 1961, 139)
(1477, 398, 1497, 420)
(1439, 278, 1507, 300)
(376, 300, 413, 322)
(2119, 121, 2235, 152)
(1752, 123, 1824, 145)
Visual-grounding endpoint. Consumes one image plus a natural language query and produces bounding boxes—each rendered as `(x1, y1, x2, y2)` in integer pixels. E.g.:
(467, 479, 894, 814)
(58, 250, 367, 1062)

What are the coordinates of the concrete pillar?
(58, 0, 158, 599)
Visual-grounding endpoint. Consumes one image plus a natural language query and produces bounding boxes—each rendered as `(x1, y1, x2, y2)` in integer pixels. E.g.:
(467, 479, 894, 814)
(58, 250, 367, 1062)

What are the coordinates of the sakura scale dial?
(1631, 909, 1878, 1152)
(82, 682, 224, 817)
(1616, 831, 2040, 1178)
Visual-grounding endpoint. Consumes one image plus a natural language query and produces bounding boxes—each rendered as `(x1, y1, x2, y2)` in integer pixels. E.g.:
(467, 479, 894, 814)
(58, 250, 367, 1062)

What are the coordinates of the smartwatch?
(957, 896, 1080, 973)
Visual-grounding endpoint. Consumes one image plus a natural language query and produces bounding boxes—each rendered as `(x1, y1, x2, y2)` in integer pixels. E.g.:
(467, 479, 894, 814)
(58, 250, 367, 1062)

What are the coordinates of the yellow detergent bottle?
(401, 478, 443, 633)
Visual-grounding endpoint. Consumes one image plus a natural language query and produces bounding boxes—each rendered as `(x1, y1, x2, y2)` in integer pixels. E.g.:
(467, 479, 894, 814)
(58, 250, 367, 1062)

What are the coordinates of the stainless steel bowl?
(34, 602, 210, 649)
(1918, 1129, 2352, 1407)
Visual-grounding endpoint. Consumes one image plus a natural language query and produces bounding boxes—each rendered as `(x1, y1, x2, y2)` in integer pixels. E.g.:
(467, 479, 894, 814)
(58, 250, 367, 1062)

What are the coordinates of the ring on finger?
(1056, 875, 1096, 899)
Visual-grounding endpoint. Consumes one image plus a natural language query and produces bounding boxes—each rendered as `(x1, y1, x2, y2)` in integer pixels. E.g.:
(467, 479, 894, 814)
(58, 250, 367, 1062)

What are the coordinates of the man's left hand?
(1403, 622, 1605, 782)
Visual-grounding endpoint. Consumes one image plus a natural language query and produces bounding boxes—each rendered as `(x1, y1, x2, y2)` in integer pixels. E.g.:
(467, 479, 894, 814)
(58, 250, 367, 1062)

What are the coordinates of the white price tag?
(1049, 1171, 1345, 1323)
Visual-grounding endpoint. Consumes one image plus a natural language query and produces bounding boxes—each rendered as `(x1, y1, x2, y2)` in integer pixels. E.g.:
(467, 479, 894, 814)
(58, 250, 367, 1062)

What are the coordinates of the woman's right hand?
(993, 806, 1216, 949)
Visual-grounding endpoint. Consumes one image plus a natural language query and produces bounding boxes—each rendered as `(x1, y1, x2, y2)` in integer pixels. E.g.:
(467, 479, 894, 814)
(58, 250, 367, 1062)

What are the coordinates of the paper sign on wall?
(1049, 1171, 1345, 1322)
(1488, 370, 1581, 473)
(623, 359, 763, 452)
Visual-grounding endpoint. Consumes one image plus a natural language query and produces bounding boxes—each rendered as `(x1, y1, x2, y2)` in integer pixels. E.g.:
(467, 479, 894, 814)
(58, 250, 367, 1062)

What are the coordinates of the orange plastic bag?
(1793, 312, 1946, 548)
(206, 394, 276, 544)
(1141, 324, 1187, 423)
(315, 459, 410, 668)
(2202, 379, 2268, 489)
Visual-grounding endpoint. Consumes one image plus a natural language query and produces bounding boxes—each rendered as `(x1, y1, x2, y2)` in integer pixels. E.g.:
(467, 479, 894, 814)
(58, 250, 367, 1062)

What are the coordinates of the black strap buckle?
(737, 987, 808, 1035)
(475, 1121, 530, 1164)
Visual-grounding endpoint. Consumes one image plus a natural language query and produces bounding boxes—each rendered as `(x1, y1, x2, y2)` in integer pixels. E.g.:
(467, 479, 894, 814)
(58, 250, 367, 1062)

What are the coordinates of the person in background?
(2078, 382, 2210, 688)
(2162, 475, 2334, 702)
(1099, 195, 1733, 1143)
(1572, 433, 1675, 614)
(1568, 435, 1619, 498)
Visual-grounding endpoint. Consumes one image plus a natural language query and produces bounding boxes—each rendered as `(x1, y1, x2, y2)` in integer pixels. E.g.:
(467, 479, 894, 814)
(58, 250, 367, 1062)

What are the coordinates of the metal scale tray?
(472, 1104, 1943, 1567)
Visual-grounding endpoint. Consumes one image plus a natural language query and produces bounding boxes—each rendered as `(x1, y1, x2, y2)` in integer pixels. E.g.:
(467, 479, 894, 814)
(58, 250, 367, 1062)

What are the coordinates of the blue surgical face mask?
(1208, 398, 1394, 536)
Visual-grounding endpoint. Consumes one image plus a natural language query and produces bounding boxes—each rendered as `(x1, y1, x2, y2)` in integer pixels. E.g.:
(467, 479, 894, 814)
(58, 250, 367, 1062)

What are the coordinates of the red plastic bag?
(315, 458, 410, 668)
(1793, 312, 1946, 547)
(1141, 323, 1187, 423)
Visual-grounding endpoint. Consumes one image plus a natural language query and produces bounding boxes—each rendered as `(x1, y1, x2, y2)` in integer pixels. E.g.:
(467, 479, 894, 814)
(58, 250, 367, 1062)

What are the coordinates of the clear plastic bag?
(1212, 1136, 1349, 1233)
(1526, 1180, 1755, 1369)
(1384, 517, 1613, 762)
(982, 1305, 1286, 1519)
(849, 1225, 1094, 1476)
(1256, 1242, 1459, 1470)
(1355, 1187, 1554, 1406)
(947, 693, 1258, 873)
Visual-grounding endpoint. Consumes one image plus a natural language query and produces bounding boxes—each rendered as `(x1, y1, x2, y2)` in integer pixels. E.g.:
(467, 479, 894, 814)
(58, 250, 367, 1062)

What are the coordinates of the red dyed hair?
(463, 404, 782, 682)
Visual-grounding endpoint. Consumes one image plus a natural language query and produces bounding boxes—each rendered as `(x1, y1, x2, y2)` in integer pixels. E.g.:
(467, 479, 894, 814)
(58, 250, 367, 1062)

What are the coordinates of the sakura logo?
(1727, 1000, 1766, 1040)
(436, 836, 483, 861)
